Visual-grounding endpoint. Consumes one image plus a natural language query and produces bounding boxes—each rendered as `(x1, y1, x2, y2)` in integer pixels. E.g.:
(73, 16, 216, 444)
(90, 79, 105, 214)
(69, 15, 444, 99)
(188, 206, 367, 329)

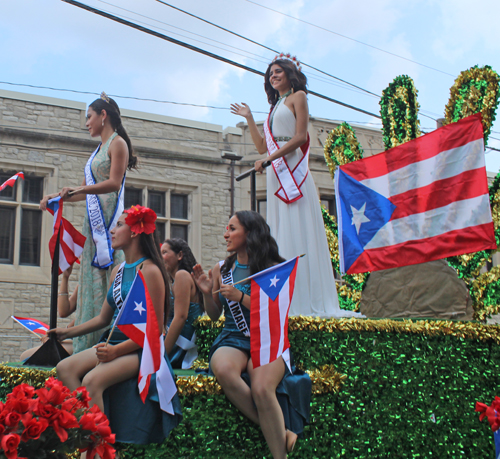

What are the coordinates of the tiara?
(272, 53, 302, 71)
(100, 91, 110, 103)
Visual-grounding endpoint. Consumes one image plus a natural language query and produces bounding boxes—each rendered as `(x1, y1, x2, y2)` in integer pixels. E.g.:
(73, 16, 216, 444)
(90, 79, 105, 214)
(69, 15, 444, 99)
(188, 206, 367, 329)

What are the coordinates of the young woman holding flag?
(192, 210, 310, 459)
(49, 205, 181, 444)
(40, 92, 137, 354)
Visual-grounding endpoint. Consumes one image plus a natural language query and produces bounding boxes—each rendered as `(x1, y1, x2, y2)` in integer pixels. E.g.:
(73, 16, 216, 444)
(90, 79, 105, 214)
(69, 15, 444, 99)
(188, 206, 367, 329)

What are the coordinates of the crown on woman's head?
(100, 91, 110, 103)
(272, 53, 302, 71)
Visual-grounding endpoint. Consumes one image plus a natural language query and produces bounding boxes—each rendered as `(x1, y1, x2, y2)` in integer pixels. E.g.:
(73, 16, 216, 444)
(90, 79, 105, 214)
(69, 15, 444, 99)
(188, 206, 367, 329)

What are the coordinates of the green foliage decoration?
(380, 75, 421, 150)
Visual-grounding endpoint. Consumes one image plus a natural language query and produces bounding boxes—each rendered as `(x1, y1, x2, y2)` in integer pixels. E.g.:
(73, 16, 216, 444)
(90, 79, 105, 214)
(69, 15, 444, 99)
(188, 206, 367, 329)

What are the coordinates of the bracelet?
(58, 292, 69, 296)
(240, 291, 245, 303)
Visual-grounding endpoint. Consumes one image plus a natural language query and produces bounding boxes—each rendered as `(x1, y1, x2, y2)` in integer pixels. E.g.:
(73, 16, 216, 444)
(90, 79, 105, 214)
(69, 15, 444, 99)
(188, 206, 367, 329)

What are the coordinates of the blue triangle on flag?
(117, 276, 148, 325)
(338, 169, 396, 272)
(252, 258, 297, 301)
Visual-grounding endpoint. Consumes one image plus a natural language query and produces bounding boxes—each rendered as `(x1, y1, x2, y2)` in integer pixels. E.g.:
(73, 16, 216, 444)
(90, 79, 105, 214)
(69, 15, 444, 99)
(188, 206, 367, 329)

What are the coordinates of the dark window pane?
(156, 221, 165, 243)
(124, 187, 143, 209)
(23, 176, 44, 203)
(0, 172, 18, 201)
(171, 224, 188, 242)
(257, 199, 267, 219)
(148, 191, 165, 217)
(20, 209, 42, 265)
(171, 194, 187, 219)
(0, 206, 15, 263)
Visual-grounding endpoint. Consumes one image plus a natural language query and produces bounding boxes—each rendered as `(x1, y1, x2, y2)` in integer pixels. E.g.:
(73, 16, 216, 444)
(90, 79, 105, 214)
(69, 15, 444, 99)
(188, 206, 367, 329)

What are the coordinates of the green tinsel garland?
(380, 75, 421, 150)
(444, 65, 500, 144)
(323, 122, 364, 179)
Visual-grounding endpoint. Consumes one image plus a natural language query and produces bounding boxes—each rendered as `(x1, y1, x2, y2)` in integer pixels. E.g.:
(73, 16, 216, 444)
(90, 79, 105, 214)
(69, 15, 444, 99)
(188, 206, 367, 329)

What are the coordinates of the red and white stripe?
(47, 198, 85, 274)
(340, 113, 496, 273)
(0, 172, 24, 192)
(250, 264, 297, 370)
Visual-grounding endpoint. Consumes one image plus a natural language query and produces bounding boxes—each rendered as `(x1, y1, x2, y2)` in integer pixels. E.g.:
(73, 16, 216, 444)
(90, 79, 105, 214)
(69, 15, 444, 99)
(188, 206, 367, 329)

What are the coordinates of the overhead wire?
(243, 0, 456, 78)
(60, 0, 382, 119)
(155, 0, 380, 98)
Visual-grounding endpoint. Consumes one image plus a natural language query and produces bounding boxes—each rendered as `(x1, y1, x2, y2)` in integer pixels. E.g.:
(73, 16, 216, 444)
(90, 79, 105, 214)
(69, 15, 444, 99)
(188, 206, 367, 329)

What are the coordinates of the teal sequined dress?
(209, 260, 311, 436)
(102, 258, 182, 444)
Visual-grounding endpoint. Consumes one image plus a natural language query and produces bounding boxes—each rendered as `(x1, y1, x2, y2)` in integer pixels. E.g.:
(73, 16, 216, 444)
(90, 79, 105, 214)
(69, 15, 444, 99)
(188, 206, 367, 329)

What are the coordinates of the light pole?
(221, 151, 243, 217)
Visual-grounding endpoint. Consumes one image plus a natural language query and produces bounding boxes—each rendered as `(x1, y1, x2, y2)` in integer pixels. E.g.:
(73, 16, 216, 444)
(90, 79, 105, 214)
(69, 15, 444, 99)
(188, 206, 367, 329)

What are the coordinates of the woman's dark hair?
(137, 228, 170, 325)
(221, 210, 285, 276)
(89, 97, 138, 170)
(264, 59, 308, 106)
(164, 238, 204, 309)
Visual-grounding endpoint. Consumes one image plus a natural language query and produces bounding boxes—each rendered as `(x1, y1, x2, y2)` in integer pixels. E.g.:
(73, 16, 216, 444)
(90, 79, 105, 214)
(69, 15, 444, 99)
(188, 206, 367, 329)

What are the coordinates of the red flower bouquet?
(0, 377, 115, 459)
(124, 205, 157, 235)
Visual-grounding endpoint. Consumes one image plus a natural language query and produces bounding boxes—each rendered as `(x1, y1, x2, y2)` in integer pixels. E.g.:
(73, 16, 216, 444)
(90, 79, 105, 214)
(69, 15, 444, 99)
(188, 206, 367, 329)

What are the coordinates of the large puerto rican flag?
(335, 113, 496, 274)
(47, 197, 86, 274)
(249, 257, 299, 370)
(115, 270, 176, 414)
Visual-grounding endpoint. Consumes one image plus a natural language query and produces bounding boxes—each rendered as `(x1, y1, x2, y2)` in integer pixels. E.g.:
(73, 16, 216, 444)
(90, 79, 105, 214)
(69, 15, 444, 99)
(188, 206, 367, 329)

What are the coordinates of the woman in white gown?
(231, 55, 360, 318)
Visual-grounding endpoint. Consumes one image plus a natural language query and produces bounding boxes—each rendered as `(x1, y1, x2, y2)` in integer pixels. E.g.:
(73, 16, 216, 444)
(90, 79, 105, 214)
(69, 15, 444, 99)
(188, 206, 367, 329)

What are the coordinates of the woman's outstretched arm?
(230, 103, 267, 154)
(192, 263, 223, 321)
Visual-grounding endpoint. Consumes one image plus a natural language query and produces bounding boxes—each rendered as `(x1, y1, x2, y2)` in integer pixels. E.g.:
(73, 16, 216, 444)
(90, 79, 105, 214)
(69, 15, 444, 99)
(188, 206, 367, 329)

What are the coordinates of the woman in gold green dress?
(40, 93, 137, 353)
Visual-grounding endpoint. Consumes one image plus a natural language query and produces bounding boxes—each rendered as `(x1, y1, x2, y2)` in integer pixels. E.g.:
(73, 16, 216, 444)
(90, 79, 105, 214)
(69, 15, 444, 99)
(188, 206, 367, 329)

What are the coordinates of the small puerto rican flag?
(249, 257, 299, 370)
(115, 270, 177, 414)
(11, 316, 49, 335)
(0, 172, 24, 192)
(47, 197, 86, 274)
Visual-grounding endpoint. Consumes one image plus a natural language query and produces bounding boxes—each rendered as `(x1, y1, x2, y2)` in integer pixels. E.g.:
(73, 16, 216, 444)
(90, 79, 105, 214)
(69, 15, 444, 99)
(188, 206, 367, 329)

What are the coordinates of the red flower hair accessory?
(124, 205, 157, 235)
(272, 52, 302, 71)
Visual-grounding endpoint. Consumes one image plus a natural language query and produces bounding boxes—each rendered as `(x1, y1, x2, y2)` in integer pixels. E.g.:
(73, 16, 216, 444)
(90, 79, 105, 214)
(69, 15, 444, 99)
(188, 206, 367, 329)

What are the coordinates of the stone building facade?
(0, 89, 384, 362)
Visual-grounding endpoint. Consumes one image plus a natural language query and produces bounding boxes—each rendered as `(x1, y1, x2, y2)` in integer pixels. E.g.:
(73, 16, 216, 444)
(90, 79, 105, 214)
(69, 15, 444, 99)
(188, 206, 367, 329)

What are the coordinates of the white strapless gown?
(267, 99, 361, 318)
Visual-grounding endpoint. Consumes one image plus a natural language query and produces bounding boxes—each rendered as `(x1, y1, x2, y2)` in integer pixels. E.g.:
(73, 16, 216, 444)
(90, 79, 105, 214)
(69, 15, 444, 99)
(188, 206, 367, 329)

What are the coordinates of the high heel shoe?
(286, 429, 297, 453)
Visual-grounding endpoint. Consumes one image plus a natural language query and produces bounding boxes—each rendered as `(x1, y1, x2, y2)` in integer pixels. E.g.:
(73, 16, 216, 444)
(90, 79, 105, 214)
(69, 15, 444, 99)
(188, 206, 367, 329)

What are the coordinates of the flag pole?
(212, 254, 305, 294)
(25, 226, 70, 367)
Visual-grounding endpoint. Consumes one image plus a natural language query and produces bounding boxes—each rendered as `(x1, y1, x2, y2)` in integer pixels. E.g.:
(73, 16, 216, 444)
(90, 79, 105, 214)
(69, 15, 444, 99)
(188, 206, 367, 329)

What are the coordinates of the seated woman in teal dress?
(50, 206, 181, 444)
(193, 210, 311, 459)
(161, 238, 204, 369)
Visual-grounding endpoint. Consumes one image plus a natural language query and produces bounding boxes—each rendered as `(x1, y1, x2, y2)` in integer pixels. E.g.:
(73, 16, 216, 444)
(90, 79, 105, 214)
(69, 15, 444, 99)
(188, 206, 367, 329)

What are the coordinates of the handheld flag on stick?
(12, 316, 49, 336)
(0, 172, 24, 192)
(115, 270, 177, 414)
(249, 257, 299, 370)
(335, 113, 496, 274)
(47, 197, 86, 274)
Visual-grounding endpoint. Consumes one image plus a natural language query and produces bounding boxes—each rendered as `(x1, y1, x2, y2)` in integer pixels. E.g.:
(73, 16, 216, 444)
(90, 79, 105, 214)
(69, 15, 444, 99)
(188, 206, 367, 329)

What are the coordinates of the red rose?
(33, 400, 58, 420)
(10, 384, 35, 400)
(21, 417, 48, 441)
(1, 433, 20, 459)
(4, 411, 21, 428)
(73, 387, 91, 409)
(80, 413, 97, 433)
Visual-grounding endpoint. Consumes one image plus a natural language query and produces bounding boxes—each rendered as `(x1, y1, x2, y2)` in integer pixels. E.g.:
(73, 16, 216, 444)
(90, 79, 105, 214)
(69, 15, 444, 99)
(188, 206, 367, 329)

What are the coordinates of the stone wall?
(0, 89, 384, 362)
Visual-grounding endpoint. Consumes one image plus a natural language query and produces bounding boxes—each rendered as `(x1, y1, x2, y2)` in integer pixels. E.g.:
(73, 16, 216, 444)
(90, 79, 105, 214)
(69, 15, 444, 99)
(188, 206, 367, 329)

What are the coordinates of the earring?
(102, 119, 104, 127)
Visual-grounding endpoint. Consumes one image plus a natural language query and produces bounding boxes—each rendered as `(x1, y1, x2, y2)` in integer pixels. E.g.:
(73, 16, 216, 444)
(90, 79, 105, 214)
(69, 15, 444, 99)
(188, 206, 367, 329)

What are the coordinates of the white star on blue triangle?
(337, 169, 396, 272)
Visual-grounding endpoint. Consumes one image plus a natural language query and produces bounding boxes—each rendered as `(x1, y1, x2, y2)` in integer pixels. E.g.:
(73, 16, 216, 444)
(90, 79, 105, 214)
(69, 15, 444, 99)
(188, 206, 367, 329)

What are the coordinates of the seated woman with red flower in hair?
(48, 206, 182, 445)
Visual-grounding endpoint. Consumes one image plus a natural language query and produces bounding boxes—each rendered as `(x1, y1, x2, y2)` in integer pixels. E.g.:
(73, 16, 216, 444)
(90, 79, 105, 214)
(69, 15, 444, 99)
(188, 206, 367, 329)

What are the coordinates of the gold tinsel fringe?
(0, 364, 56, 388)
(196, 316, 500, 343)
(305, 364, 346, 394)
(470, 266, 500, 321)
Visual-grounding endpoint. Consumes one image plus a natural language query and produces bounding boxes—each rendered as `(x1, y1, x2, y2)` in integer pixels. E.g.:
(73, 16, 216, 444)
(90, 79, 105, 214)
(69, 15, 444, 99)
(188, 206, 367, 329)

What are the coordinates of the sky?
(2, 0, 500, 171)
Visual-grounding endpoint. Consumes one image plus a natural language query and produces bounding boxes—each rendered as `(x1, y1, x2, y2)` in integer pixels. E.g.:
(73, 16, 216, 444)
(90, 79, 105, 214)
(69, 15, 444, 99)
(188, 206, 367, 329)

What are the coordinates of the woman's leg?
(211, 347, 259, 424)
(56, 348, 99, 391)
(81, 352, 140, 412)
(248, 357, 287, 459)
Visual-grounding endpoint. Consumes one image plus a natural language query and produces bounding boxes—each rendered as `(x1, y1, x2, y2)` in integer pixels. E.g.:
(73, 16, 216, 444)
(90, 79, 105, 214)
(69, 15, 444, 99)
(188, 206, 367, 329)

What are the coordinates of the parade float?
(1, 65, 500, 458)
